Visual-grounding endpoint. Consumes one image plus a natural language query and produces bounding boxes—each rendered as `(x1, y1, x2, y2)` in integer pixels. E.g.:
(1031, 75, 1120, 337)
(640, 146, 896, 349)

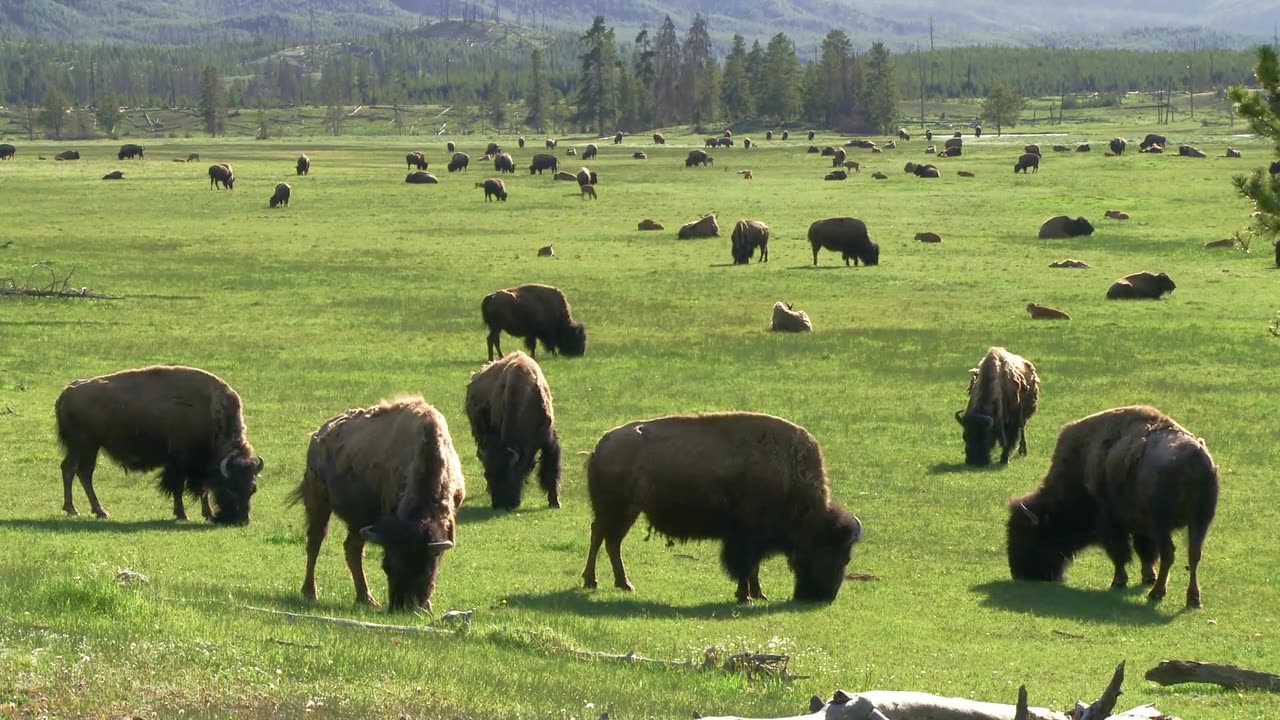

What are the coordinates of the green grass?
(0, 125, 1278, 719)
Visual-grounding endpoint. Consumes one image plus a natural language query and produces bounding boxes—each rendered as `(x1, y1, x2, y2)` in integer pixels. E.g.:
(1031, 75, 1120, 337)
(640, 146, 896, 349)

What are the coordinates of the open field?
(0, 126, 1278, 719)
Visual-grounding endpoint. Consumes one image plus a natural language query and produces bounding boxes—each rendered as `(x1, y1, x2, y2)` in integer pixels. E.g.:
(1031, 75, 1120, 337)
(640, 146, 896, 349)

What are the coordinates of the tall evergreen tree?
(1228, 46, 1280, 255)
(93, 95, 122, 137)
(525, 48, 549, 130)
(487, 71, 507, 129)
(198, 65, 226, 136)
(652, 15, 682, 125)
(760, 33, 800, 121)
(817, 30, 856, 129)
(721, 34, 754, 122)
(682, 14, 715, 127)
(631, 28, 657, 129)
(574, 16, 619, 135)
(863, 42, 897, 133)
(40, 87, 68, 140)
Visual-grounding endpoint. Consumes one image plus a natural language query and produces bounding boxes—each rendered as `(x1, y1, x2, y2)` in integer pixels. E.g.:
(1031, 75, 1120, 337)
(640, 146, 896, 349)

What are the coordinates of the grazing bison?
(1024, 144, 1041, 156)
(446, 141, 456, 153)
(55, 150, 80, 161)
(293, 396, 465, 611)
(685, 150, 713, 168)
(1178, 145, 1207, 158)
(914, 165, 940, 178)
(974, 125, 983, 137)
(1026, 303, 1070, 320)
(581, 412, 861, 603)
(580, 185, 597, 200)
(583, 143, 599, 160)
(56, 366, 264, 524)
(956, 347, 1039, 466)
(465, 352, 562, 510)
(0, 143, 15, 160)
(405, 171, 439, 184)
(208, 163, 234, 190)
(494, 152, 516, 173)
(770, 302, 812, 332)
(832, 148, 847, 167)
(1038, 216, 1094, 239)
(518, 136, 526, 149)
(529, 153, 558, 175)
(118, 144, 144, 160)
(1007, 406, 1218, 607)
(1014, 153, 1040, 174)
(485, 142, 502, 156)
(575, 167, 598, 186)
(808, 217, 879, 267)
(406, 151, 428, 170)
(186, 153, 200, 162)
(447, 152, 470, 172)
(1106, 271, 1176, 300)
(479, 178, 507, 202)
(731, 220, 770, 264)
(1110, 138, 1127, 155)
(102, 170, 125, 180)
(269, 182, 291, 208)
(613, 131, 623, 144)
(296, 154, 311, 176)
(1140, 133, 1166, 150)
(898, 128, 910, 141)
(652, 132, 665, 144)
(1269, 160, 1280, 175)
(481, 284, 586, 361)
(782, 130, 790, 140)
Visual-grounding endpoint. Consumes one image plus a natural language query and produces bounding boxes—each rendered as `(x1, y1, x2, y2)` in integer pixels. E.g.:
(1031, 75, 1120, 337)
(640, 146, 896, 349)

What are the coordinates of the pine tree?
(653, 15, 682, 125)
(980, 85, 1026, 135)
(94, 95, 122, 137)
(525, 48, 548, 130)
(631, 28, 657, 129)
(1228, 46, 1280, 257)
(863, 42, 897, 133)
(760, 33, 800, 122)
(487, 71, 507, 130)
(682, 14, 715, 127)
(721, 34, 754, 122)
(40, 87, 68, 140)
(574, 16, 620, 136)
(198, 65, 226, 136)
(817, 30, 855, 129)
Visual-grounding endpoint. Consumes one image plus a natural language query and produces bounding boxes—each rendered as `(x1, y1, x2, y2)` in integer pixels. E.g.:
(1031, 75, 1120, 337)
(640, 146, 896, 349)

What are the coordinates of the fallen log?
(1145, 660, 1280, 692)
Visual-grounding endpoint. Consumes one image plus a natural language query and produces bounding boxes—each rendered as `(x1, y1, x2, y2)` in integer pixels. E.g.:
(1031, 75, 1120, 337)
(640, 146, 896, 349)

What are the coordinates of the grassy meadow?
(0, 124, 1278, 719)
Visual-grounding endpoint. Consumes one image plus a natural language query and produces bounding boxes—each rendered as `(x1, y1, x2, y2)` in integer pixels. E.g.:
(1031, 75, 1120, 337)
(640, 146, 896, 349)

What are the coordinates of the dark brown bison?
(292, 396, 465, 611)
(406, 151, 428, 170)
(269, 182, 291, 208)
(705, 137, 718, 148)
(582, 143, 599, 160)
(1178, 145, 1207, 158)
(1007, 406, 1218, 607)
(632, 152, 648, 160)
(481, 284, 586, 360)
(1038, 216, 1094, 239)
(731, 219, 770, 264)
(652, 132, 665, 144)
(832, 148, 847, 167)
(446, 141, 456, 153)
(405, 171, 439, 184)
(296, 153, 311, 176)
(55, 150, 80, 161)
(1109, 138, 1127, 155)
(494, 152, 516, 173)
(940, 145, 962, 157)
(716, 137, 734, 148)
(208, 163, 234, 190)
(479, 177, 507, 201)
(118, 144, 144, 160)
(529, 153, 558, 175)
(447, 152, 470, 172)
(685, 150, 713, 167)
(913, 164, 940, 178)
(808, 130, 816, 140)
(56, 366, 264, 524)
(1024, 144, 1041, 156)
(974, 124, 983, 137)
(1106, 271, 1176, 300)
(485, 142, 502, 156)
(1269, 160, 1280, 175)
(782, 130, 790, 140)
(546, 138, 558, 149)
(944, 137, 963, 150)
(0, 143, 15, 160)
(465, 351, 561, 510)
(102, 170, 125, 180)
(518, 136, 526, 149)
(581, 412, 862, 603)
(808, 217, 880, 267)
(956, 347, 1039, 466)
(898, 128, 910, 141)
(824, 171, 848, 181)
(575, 167, 597, 186)
(554, 171, 577, 181)
(1014, 153, 1040, 174)
(1140, 133, 1166, 150)
(925, 129, 933, 141)
(743, 137, 752, 149)
(821, 146, 837, 156)
(613, 131, 623, 144)
(766, 130, 773, 140)
(1075, 143, 1091, 152)
(186, 153, 200, 162)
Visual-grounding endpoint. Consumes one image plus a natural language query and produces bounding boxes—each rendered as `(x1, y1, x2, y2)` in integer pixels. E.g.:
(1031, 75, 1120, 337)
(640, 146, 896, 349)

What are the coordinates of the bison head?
(1006, 494, 1097, 583)
(554, 322, 587, 357)
(791, 505, 861, 603)
(956, 410, 998, 466)
(481, 444, 536, 510)
(209, 451, 263, 525)
(858, 241, 880, 266)
(360, 517, 454, 612)
(1154, 273, 1177, 295)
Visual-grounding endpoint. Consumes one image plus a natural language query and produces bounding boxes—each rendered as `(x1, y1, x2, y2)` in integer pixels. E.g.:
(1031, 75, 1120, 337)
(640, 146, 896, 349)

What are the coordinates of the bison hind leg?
(1100, 517, 1133, 589)
(721, 536, 766, 603)
(538, 430, 562, 508)
(1132, 534, 1158, 585)
(63, 446, 109, 518)
(522, 335, 538, 358)
(1147, 532, 1177, 604)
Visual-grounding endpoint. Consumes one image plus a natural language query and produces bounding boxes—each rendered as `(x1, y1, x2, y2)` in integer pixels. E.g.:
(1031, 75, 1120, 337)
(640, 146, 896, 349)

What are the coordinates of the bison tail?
(538, 429, 562, 496)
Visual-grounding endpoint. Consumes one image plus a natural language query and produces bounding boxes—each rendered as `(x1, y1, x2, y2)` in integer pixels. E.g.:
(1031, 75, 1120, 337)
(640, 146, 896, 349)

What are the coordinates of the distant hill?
(2, 0, 1277, 48)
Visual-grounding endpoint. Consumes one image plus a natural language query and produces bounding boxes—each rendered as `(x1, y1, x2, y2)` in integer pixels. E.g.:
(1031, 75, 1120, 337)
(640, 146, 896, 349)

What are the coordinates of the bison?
(1140, 133, 1166, 150)
(554, 171, 577, 181)
(898, 128, 910, 141)
(1014, 153, 1040, 174)
(55, 366, 263, 524)
(583, 143, 599, 160)
(494, 152, 516, 173)
(1024, 144, 1041, 156)
(485, 142, 502, 156)
(833, 148, 847, 167)
(0, 143, 15, 160)
(186, 153, 200, 162)
(55, 150, 80, 161)
(678, 213, 719, 239)
(770, 302, 812, 332)
(1106, 271, 1176, 300)
(743, 138, 752, 150)
(575, 167, 598, 186)
(546, 138, 558, 149)
(480, 177, 507, 202)
(633, 152, 648, 160)
(118, 144, 144, 160)
(941, 146, 962, 157)
(914, 165, 940, 178)
(448, 152, 470, 172)
(808, 130, 816, 140)
(1110, 138, 1127, 155)
(716, 137, 734, 148)
(824, 171, 848, 181)
(406, 151, 428, 170)
(1038, 216, 1094, 239)
(292, 396, 465, 611)
(1141, 144, 1165, 154)
(613, 131, 623, 144)
(208, 163, 234, 190)
(652, 132, 665, 144)
(405, 171, 439, 184)
(685, 150, 713, 168)
(1178, 145, 1207, 158)
(944, 137, 963, 150)
(1026, 303, 1070, 320)
(731, 220, 769, 264)
(638, 219, 664, 231)
(447, 141, 456, 153)
(705, 137, 719, 148)
(465, 352, 562, 510)
(102, 170, 125, 180)
(1007, 406, 1218, 607)
(481, 284, 586, 361)
(808, 217, 879, 267)
(1075, 143, 1091, 152)
(296, 154, 311, 175)
(766, 131, 773, 141)
(956, 347, 1039, 466)
(782, 130, 790, 140)
(269, 182, 291, 208)
(580, 184, 597, 200)
(529, 153, 558, 175)
(518, 136, 526, 149)
(581, 412, 861, 603)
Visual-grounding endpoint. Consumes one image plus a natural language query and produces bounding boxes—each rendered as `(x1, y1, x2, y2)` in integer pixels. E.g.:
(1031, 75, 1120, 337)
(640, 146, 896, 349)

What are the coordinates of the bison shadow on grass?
(971, 579, 1174, 625)
(0, 518, 218, 534)
(503, 587, 818, 620)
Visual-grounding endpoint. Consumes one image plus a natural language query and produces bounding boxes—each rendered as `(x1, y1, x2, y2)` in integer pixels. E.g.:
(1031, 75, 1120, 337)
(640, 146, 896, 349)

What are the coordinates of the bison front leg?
(1101, 521, 1133, 590)
(1133, 534, 1158, 586)
(748, 567, 767, 602)
(538, 431, 562, 509)
(343, 529, 379, 608)
(722, 538, 766, 603)
(200, 492, 214, 521)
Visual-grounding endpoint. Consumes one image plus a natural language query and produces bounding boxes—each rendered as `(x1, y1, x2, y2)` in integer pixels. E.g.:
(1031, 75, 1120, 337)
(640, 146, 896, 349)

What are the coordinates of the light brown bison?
(581, 412, 861, 603)
(633, 152, 648, 160)
(56, 366, 263, 524)
(208, 163, 234, 189)
(406, 151, 428, 170)
(808, 217, 879, 266)
(1106, 271, 1176, 300)
(494, 152, 516, 173)
(296, 153, 311, 176)
(770, 302, 812, 332)
(1026, 303, 1070, 320)
(1224, 147, 1242, 158)
(731, 220, 769, 264)
(1141, 143, 1165, 154)
(638, 219, 664, 231)
(956, 347, 1039, 466)
(479, 177, 507, 201)
(405, 171, 439, 184)
(678, 213, 719, 239)
(481, 284, 586, 360)
(269, 182, 291, 208)
(1014, 153, 1040, 174)
(1104, 210, 1130, 220)
(292, 396, 465, 611)
(465, 351, 561, 510)
(1038, 216, 1094, 239)
(1007, 406, 1218, 607)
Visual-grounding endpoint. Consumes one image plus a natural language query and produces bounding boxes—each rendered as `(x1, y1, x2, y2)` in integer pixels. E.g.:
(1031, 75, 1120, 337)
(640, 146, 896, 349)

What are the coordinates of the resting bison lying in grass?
(405, 171, 438, 184)
(292, 396, 465, 611)
(582, 412, 861, 603)
(465, 351, 561, 510)
(770, 302, 811, 332)
(957, 347, 1039, 466)
(481, 284, 586, 360)
(56, 366, 264, 524)
(1038, 216, 1094, 239)
(1007, 405, 1218, 607)
(808, 217, 879, 266)
(1106, 271, 1176, 300)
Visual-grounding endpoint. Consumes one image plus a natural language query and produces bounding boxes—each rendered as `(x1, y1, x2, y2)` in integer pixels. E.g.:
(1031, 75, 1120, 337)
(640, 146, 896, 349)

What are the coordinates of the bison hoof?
(301, 587, 318, 601)
(548, 497, 561, 509)
(356, 594, 381, 609)
(1146, 588, 1166, 604)
(92, 508, 111, 519)
(1186, 593, 1202, 609)
(615, 580, 635, 592)
(63, 504, 79, 516)
(583, 577, 598, 590)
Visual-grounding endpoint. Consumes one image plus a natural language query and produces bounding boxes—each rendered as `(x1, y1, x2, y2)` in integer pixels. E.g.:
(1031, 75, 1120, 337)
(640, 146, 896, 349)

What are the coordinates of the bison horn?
(219, 452, 235, 478)
(954, 410, 965, 426)
(982, 415, 995, 429)
(1018, 502, 1039, 526)
(506, 448, 520, 463)
(426, 540, 455, 553)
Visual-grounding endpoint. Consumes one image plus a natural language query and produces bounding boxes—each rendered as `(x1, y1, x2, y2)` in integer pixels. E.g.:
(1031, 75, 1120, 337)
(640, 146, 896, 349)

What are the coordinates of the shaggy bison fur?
(1140, 133, 1167, 150)
(208, 163, 234, 190)
(529, 153, 558, 175)
(494, 152, 516, 173)
(118, 144, 145, 160)
(447, 152, 470, 172)
(480, 177, 507, 201)
(808, 217, 880, 267)
(1110, 138, 1127, 155)
(269, 182, 291, 208)
(731, 220, 770, 264)
(296, 154, 311, 175)
(956, 347, 1040, 466)
(406, 152, 428, 170)
(481, 284, 586, 361)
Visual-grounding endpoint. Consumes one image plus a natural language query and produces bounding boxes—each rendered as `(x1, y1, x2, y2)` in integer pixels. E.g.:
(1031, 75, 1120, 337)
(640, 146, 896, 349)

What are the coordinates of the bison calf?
(481, 284, 586, 361)
(582, 412, 862, 603)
